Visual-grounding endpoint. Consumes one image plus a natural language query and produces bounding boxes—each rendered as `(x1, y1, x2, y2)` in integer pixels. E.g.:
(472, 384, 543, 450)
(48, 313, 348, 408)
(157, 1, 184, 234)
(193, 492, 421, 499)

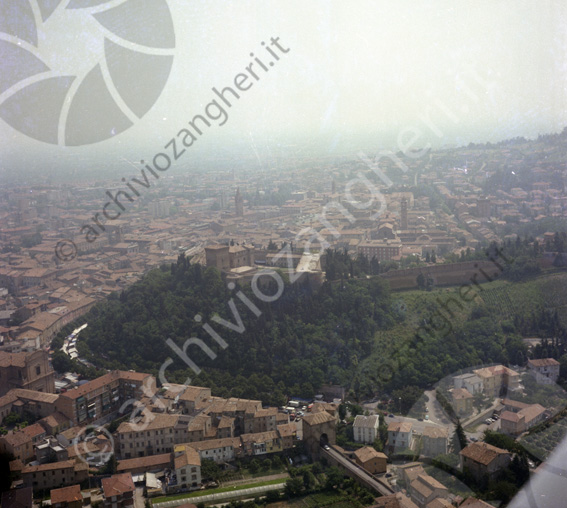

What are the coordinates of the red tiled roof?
(460, 442, 510, 466)
(102, 473, 135, 498)
(51, 485, 82, 505)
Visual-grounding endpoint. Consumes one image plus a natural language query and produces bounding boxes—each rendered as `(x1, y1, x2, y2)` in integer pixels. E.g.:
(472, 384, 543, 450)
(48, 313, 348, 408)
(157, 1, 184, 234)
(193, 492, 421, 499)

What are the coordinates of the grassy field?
(385, 270, 567, 343)
(151, 477, 286, 503)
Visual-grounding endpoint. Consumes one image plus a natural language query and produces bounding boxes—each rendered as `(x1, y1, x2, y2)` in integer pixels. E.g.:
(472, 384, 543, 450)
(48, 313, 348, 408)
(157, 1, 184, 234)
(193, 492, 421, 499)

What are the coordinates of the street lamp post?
(399, 397, 402, 414)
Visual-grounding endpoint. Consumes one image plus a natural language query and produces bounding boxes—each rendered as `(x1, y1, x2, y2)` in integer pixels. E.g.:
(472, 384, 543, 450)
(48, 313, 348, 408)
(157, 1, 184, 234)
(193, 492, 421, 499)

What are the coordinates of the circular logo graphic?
(0, 0, 175, 146)
(73, 424, 115, 466)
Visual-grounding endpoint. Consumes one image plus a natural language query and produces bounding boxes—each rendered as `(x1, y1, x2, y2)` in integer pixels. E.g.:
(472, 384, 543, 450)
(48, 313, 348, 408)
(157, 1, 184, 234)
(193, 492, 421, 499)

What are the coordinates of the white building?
(527, 358, 560, 385)
(174, 446, 201, 490)
(187, 437, 241, 464)
(453, 373, 483, 394)
(387, 421, 413, 453)
(353, 415, 380, 444)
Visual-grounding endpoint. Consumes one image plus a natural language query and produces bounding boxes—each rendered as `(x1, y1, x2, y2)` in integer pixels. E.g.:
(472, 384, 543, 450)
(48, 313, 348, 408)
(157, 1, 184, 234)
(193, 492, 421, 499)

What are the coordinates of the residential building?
(0, 422, 47, 463)
(216, 416, 235, 438)
(421, 427, 448, 458)
(21, 460, 88, 492)
(115, 413, 188, 459)
(353, 415, 380, 444)
(527, 358, 560, 385)
(277, 422, 297, 450)
(162, 384, 212, 414)
(55, 371, 154, 426)
(243, 407, 277, 434)
(38, 411, 71, 435)
(450, 388, 474, 417)
(460, 442, 511, 484)
(101, 473, 135, 508)
(398, 462, 425, 486)
(387, 421, 413, 453)
(35, 436, 68, 464)
(50, 485, 83, 508)
(240, 431, 282, 455)
(174, 446, 201, 490)
(473, 365, 520, 397)
(453, 373, 483, 395)
(185, 414, 212, 442)
(352, 446, 387, 474)
(186, 437, 242, 464)
(409, 473, 449, 508)
(203, 397, 262, 436)
(9, 389, 59, 420)
(499, 401, 546, 436)
(117, 453, 172, 476)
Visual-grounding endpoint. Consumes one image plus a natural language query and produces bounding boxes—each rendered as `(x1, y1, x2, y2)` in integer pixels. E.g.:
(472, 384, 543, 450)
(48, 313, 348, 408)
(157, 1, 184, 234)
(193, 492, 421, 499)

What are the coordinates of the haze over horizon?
(1, 0, 566, 183)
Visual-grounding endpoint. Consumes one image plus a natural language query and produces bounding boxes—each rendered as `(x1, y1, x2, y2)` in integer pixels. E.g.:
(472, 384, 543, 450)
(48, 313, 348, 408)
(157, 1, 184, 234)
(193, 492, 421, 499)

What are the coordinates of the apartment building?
(387, 421, 414, 453)
(243, 407, 277, 434)
(352, 415, 380, 444)
(473, 365, 520, 397)
(116, 414, 191, 459)
(174, 446, 201, 490)
(55, 371, 154, 425)
(22, 460, 89, 492)
(187, 437, 242, 464)
(421, 427, 448, 458)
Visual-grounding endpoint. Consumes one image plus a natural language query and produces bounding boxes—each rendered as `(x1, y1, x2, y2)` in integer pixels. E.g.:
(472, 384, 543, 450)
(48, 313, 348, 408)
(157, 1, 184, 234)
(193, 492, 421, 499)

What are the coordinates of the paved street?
(362, 391, 455, 436)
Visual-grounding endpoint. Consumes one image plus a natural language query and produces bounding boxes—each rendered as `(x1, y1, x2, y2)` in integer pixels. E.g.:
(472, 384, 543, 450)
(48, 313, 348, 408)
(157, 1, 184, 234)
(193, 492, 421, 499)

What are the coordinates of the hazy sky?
(1, 0, 566, 180)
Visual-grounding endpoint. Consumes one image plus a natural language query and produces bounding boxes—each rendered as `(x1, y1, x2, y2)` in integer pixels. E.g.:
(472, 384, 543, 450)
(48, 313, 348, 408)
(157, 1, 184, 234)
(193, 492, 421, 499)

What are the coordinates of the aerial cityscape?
(1, 1, 567, 508)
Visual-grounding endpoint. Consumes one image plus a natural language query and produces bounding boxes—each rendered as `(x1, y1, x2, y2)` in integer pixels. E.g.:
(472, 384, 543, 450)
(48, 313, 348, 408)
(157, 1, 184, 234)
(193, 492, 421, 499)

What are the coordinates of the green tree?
(201, 459, 221, 480)
(285, 477, 303, 497)
(302, 470, 316, 490)
(325, 466, 345, 490)
(99, 454, 117, 475)
(249, 458, 260, 474)
(452, 419, 467, 452)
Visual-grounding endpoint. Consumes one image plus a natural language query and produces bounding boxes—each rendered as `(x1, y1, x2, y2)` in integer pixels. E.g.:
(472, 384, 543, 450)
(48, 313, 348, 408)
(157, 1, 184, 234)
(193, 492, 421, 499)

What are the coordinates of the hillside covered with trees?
(48, 253, 566, 407)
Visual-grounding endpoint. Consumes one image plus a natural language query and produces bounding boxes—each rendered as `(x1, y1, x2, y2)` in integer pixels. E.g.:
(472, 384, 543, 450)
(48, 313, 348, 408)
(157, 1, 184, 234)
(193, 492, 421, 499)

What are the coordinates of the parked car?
(388, 414, 395, 418)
